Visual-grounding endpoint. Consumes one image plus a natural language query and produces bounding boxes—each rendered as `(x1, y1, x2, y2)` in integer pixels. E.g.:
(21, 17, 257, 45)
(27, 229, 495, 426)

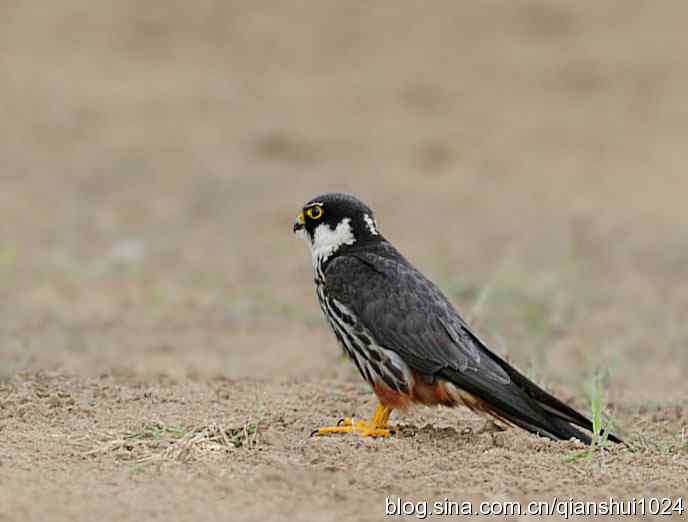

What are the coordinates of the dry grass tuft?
(81, 421, 260, 465)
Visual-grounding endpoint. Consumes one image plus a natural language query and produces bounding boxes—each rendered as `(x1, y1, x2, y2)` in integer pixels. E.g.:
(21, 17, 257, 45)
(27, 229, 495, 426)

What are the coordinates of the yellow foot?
(311, 404, 393, 438)
(314, 418, 391, 438)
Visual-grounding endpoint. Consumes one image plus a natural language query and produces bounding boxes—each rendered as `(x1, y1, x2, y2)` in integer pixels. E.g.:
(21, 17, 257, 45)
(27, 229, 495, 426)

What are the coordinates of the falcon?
(293, 193, 621, 444)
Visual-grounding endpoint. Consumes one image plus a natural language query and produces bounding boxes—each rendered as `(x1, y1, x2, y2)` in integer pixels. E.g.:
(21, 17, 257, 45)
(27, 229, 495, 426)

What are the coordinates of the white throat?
(306, 218, 356, 264)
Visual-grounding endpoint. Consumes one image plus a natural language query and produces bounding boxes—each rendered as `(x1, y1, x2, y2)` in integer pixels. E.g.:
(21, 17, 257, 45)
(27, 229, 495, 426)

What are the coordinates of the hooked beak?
(293, 212, 305, 233)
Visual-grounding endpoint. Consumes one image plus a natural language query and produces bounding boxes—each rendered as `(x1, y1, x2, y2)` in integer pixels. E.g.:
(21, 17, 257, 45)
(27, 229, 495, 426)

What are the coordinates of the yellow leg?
(312, 403, 392, 438)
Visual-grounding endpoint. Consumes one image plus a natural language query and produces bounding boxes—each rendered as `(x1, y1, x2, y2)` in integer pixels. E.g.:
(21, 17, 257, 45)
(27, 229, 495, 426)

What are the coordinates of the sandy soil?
(1, 1, 687, 520)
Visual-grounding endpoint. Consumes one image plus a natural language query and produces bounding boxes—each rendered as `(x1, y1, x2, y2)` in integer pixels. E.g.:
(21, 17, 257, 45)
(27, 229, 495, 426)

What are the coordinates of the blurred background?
(2, 0, 687, 403)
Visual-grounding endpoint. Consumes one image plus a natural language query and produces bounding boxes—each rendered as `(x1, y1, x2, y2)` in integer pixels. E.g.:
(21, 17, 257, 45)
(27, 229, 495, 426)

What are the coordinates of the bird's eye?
(306, 206, 323, 220)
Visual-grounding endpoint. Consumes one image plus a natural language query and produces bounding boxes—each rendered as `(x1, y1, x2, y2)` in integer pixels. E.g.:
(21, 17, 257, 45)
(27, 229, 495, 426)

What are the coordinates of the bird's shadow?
(393, 420, 509, 446)
(395, 423, 469, 440)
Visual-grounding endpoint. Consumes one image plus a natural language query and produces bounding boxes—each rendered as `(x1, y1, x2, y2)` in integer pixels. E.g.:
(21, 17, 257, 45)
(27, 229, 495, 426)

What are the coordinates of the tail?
(439, 343, 623, 445)
(496, 357, 622, 445)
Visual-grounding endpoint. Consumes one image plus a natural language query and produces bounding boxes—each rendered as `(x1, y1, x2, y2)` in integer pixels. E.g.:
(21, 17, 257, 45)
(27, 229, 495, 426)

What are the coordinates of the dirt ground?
(1, 1, 687, 520)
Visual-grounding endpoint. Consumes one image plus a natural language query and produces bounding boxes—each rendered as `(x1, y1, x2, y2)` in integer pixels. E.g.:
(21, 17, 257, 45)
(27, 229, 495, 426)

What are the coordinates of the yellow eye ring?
(306, 206, 323, 220)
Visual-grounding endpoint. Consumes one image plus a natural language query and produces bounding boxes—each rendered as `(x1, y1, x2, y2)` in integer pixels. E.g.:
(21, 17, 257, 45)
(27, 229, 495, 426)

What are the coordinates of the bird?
(293, 193, 622, 444)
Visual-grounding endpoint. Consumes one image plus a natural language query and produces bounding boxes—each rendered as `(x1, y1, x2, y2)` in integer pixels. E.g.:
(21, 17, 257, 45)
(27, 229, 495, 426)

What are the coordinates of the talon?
(336, 418, 345, 426)
(309, 429, 320, 437)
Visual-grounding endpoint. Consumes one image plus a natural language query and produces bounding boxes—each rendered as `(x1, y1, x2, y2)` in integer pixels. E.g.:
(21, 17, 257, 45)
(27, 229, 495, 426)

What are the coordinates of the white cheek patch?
(363, 213, 379, 235)
(295, 227, 308, 242)
(310, 218, 356, 262)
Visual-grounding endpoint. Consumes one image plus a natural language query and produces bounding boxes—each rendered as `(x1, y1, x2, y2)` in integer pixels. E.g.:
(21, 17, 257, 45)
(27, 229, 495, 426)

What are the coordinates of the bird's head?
(293, 193, 381, 261)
